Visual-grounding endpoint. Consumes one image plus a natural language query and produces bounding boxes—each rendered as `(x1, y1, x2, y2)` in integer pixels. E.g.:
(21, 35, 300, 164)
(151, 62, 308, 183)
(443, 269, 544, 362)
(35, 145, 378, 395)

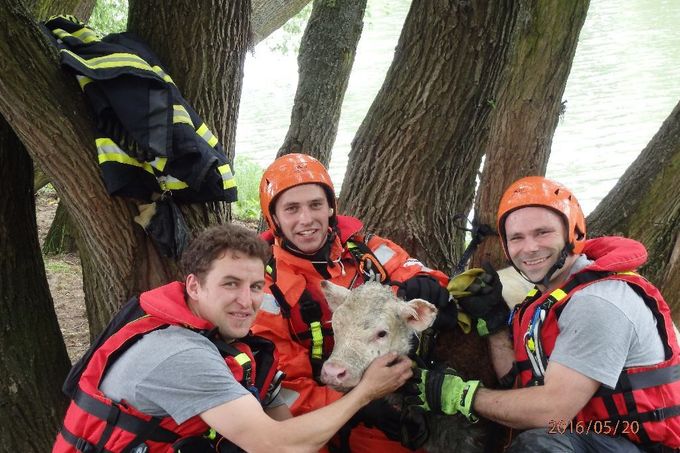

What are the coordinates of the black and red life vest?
(53, 282, 281, 453)
(511, 237, 680, 449)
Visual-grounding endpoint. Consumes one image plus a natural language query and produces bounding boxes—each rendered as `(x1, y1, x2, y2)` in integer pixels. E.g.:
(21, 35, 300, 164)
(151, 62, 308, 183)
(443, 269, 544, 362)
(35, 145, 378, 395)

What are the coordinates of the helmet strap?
(510, 243, 574, 289)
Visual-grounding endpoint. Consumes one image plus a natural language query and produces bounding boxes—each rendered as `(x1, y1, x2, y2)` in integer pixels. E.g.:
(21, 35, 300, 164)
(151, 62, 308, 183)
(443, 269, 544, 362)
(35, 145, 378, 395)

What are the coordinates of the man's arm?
(473, 361, 600, 429)
(487, 329, 515, 379)
(201, 353, 412, 453)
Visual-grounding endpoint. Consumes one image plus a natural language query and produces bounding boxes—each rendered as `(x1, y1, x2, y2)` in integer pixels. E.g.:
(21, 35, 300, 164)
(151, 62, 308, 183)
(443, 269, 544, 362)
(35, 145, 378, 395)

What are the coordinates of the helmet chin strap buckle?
(535, 244, 573, 288)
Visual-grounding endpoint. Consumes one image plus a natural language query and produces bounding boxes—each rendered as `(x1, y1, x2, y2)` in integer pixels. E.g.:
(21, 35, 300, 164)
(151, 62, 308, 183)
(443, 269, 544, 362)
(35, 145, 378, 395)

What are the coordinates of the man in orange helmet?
(252, 153, 455, 452)
(405, 176, 680, 452)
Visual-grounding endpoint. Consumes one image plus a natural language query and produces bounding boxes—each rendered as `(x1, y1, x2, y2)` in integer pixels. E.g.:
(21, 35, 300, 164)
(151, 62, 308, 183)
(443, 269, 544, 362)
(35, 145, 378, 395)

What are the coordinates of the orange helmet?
(497, 176, 586, 259)
(259, 153, 336, 233)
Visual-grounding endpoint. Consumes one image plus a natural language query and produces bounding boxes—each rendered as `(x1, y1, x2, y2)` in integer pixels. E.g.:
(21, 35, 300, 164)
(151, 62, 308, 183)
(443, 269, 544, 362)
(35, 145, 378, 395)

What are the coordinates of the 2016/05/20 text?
(548, 420, 640, 436)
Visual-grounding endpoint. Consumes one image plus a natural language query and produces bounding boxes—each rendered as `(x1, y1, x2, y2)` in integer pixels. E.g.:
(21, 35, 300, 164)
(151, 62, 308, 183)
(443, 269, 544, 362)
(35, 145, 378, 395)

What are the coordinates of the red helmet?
(497, 176, 586, 259)
(259, 153, 336, 233)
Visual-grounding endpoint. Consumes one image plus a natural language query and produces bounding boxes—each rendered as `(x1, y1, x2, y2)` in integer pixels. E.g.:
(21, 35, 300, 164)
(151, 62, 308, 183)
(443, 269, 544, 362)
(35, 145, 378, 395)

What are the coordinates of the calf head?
(319, 281, 437, 391)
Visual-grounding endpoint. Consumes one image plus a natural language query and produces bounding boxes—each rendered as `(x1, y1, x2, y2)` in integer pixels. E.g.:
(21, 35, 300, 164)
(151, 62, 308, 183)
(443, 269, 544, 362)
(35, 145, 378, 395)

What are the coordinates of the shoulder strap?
(63, 296, 147, 398)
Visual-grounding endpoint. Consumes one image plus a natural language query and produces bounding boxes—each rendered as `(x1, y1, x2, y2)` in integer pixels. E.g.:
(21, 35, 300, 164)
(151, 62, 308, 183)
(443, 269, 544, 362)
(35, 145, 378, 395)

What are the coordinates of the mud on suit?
(252, 215, 449, 453)
(53, 282, 281, 453)
(509, 237, 680, 451)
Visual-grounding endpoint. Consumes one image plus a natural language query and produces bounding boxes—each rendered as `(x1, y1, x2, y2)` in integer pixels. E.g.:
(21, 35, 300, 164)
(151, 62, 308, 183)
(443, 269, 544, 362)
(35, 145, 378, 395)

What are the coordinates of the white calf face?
(319, 281, 436, 391)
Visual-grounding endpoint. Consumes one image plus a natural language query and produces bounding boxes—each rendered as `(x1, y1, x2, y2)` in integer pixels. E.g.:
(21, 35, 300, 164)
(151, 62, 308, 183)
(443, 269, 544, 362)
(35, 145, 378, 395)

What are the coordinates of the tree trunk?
(43, 201, 79, 255)
(472, 0, 589, 268)
(252, 0, 311, 44)
(0, 119, 71, 453)
(0, 1, 176, 336)
(587, 100, 680, 320)
(277, 0, 366, 165)
(31, 0, 95, 20)
(340, 0, 522, 272)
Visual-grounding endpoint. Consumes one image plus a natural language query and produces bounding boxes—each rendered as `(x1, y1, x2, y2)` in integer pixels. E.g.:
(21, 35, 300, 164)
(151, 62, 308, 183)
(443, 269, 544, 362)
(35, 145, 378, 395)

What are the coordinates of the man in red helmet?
(252, 153, 455, 452)
(404, 176, 680, 452)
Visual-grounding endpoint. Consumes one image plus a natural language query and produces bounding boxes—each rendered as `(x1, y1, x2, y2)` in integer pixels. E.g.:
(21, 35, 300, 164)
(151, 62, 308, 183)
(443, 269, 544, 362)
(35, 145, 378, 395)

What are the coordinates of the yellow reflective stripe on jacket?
(51, 27, 99, 44)
(172, 105, 193, 126)
(234, 352, 251, 367)
(76, 75, 92, 90)
(527, 288, 539, 297)
(157, 175, 189, 191)
(149, 157, 167, 172)
(309, 321, 323, 360)
(96, 138, 154, 175)
(60, 50, 173, 83)
(196, 123, 218, 147)
(219, 164, 236, 189)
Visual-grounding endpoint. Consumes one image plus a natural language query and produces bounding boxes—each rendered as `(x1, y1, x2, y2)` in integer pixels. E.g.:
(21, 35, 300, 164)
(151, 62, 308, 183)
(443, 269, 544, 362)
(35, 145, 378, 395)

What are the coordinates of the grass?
(233, 156, 263, 222)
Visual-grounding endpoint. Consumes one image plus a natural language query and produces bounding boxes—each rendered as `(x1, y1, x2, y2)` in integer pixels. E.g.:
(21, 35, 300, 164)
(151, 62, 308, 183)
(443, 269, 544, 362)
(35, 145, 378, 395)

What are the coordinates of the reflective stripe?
(60, 50, 171, 83)
(71, 27, 99, 43)
(527, 288, 539, 297)
(51, 26, 100, 44)
(218, 164, 236, 189)
(372, 244, 396, 265)
(550, 288, 568, 301)
(196, 123, 218, 147)
(234, 352, 251, 367)
(310, 321, 323, 360)
(96, 138, 154, 175)
(152, 65, 175, 84)
(157, 175, 188, 191)
(149, 157, 167, 172)
(278, 388, 301, 407)
(172, 105, 193, 126)
(75, 75, 92, 90)
(259, 294, 281, 315)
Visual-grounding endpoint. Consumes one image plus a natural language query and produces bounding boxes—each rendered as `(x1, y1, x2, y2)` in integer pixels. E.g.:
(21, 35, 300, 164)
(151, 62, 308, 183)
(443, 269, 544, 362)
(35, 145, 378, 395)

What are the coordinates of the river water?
(236, 0, 680, 214)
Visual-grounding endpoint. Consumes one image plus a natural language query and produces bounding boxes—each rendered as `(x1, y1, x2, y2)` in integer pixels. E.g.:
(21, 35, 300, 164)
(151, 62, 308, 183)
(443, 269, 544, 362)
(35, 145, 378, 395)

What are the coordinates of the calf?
(319, 268, 532, 452)
(319, 281, 488, 453)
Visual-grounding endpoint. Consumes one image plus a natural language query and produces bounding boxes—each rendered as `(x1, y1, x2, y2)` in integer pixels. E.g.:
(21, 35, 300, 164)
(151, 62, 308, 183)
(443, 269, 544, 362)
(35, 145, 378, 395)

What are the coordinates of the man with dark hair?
(254, 154, 456, 452)
(54, 224, 412, 452)
(408, 177, 680, 452)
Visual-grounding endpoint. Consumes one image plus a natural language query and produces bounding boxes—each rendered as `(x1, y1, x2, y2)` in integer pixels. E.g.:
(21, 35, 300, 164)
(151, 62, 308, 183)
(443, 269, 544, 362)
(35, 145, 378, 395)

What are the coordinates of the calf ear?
(398, 299, 437, 332)
(320, 281, 351, 312)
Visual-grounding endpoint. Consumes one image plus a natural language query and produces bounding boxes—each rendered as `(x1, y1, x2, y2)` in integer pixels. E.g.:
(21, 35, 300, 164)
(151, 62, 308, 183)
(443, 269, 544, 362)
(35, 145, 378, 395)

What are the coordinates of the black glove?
(351, 399, 401, 441)
(397, 276, 457, 331)
(457, 262, 509, 336)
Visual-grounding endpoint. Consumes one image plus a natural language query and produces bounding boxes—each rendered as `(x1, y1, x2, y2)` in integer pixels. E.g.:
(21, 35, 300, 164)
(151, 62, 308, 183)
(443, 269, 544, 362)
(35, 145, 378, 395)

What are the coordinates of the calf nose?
(320, 361, 347, 385)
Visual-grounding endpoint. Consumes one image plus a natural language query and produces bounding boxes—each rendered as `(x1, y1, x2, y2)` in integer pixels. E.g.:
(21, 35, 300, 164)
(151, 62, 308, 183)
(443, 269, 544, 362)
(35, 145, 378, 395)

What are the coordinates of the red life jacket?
(262, 216, 392, 379)
(53, 282, 281, 453)
(510, 237, 680, 449)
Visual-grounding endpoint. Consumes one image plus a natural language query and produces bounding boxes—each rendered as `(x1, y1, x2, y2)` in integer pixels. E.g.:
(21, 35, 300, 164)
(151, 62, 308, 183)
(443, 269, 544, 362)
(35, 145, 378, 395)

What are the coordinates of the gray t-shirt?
(549, 255, 666, 388)
(100, 326, 251, 424)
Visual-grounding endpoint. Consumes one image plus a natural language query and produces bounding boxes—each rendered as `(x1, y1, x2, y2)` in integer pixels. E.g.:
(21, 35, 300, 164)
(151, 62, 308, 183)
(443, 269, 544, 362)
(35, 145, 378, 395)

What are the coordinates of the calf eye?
(376, 330, 388, 339)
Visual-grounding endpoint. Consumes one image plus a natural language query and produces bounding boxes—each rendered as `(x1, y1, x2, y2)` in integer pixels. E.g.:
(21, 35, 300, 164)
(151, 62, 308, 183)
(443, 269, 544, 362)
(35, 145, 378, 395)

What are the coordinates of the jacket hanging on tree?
(43, 14, 237, 204)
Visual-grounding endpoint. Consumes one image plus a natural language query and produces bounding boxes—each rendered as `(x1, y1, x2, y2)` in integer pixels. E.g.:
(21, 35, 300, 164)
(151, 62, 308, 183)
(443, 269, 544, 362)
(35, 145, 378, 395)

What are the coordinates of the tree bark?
(587, 100, 680, 319)
(0, 1, 176, 336)
(0, 118, 71, 453)
(472, 0, 589, 268)
(43, 201, 79, 255)
(252, 0, 311, 44)
(31, 0, 95, 20)
(277, 0, 366, 166)
(340, 0, 522, 272)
